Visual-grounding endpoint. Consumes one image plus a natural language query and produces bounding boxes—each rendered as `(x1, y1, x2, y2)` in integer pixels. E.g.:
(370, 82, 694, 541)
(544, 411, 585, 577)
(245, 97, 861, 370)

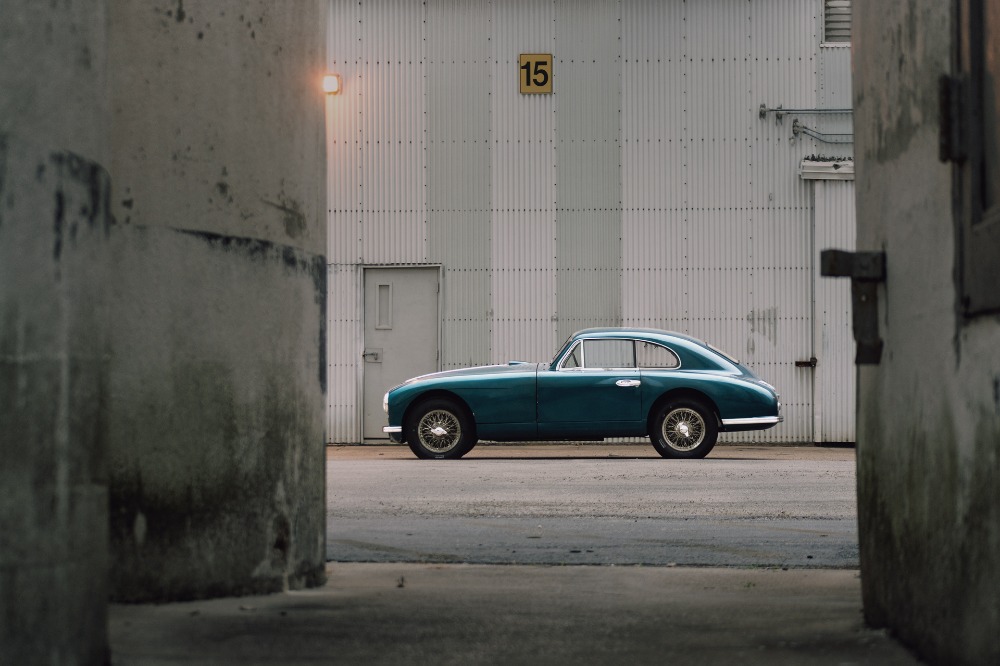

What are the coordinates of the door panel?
(537, 337, 643, 436)
(536, 368, 643, 436)
(363, 267, 439, 440)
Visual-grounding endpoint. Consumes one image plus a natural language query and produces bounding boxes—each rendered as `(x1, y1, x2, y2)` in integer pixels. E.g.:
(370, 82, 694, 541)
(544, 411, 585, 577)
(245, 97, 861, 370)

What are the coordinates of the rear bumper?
(720, 415, 783, 431)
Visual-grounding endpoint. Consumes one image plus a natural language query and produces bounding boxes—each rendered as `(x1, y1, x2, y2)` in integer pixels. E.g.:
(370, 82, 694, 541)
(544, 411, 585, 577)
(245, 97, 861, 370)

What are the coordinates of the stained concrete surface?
(109, 562, 922, 665)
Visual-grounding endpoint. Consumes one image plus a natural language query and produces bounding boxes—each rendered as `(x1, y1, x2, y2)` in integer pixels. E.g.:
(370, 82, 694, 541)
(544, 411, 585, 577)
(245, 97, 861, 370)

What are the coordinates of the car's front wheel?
(649, 398, 718, 459)
(405, 398, 477, 460)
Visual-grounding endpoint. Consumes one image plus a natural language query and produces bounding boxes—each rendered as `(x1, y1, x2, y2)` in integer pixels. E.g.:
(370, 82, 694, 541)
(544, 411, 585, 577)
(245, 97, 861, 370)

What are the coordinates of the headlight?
(383, 391, 389, 413)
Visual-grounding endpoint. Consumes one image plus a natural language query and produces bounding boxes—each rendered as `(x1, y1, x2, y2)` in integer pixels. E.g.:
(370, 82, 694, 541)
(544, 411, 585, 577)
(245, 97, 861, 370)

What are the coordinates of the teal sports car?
(383, 327, 782, 460)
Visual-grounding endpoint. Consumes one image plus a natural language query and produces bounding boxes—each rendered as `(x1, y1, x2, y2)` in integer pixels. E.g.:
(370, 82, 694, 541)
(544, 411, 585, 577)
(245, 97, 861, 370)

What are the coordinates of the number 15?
(519, 54, 553, 94)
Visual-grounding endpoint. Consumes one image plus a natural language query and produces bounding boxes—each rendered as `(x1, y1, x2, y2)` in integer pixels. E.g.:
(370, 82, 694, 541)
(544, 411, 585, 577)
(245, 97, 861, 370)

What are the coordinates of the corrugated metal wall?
(554, 0, 623, 342)
(326, 0, 854, 444)
(813, 179, 856, 442)
(490, 0, 558, 363)
(427, 1, 493, 369)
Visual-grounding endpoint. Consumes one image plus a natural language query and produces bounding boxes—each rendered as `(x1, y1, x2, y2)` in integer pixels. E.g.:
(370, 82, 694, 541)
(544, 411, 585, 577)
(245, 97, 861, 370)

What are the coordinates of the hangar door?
(362, 267, 440, 440)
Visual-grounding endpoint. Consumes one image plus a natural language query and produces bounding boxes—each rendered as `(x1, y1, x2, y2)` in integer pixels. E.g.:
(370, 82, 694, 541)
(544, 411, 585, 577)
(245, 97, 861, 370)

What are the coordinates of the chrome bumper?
(720, 416, 783, 426)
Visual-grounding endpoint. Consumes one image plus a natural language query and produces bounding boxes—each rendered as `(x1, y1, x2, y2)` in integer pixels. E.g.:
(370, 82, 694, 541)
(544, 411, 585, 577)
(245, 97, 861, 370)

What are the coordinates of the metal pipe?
(759, 103, 852, 119)
(792, 119, 854, 144)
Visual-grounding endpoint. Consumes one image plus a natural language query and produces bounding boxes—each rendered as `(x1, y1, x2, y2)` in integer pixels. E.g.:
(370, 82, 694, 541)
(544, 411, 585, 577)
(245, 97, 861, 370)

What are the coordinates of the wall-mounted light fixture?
(323, 74, 342, 95)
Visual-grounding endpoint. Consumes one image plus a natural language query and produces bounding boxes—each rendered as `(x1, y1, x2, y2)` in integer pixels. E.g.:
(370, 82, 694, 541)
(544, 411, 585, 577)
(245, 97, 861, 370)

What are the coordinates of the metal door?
(362, 267, 440, 440)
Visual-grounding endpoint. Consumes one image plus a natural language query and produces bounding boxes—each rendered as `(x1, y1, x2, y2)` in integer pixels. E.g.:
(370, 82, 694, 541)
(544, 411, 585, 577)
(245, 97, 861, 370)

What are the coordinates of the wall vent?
(824, 0, 851, 44)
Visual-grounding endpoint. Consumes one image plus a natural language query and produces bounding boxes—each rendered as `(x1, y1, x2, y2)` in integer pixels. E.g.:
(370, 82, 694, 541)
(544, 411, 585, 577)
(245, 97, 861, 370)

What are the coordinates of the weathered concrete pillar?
(1, 3, 111, 664)
(853, 0, 1000, 663)
(105, 0, 328, 601)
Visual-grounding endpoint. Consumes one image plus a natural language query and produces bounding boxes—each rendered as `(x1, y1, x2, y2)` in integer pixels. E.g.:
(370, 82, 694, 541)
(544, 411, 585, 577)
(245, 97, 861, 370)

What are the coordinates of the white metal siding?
(326, 264, 361, 443)
(327, 0, 854, 443)
(813, 179, 856, 442)
(426, 1, 493, 370)
(491, 0, 558, 363)
(555, 0, 623, 341)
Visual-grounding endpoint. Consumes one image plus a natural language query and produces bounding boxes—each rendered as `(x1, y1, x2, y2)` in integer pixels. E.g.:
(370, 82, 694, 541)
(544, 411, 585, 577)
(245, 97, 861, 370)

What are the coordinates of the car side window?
(562, 342, 582, 369)
(582, 339, 635, 369)
(636, 341, 680, 369)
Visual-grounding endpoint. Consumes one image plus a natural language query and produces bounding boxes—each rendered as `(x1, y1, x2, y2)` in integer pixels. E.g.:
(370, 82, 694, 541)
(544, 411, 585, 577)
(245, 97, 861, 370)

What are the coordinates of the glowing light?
(322, 74, 342, 95)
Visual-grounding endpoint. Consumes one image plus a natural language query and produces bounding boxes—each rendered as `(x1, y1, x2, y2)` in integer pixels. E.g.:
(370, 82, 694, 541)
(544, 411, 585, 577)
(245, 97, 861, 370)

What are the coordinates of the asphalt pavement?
(327, 443, 859, 568)
(108, 444, 924, 665)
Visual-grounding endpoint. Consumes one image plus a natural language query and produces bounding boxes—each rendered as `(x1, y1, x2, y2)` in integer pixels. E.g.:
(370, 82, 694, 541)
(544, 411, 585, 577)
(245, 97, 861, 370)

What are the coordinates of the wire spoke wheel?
(406, 398, 477, 460)
(416, 409, 462, 454)
(661, 407, 706, 452)
(650, 399, 716, 458)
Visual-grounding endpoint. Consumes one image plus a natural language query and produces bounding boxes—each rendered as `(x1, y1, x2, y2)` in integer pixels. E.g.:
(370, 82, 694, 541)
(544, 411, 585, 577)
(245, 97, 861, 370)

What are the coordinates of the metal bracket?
(820, 250, 887, 365)
(939, 74, 967, 163)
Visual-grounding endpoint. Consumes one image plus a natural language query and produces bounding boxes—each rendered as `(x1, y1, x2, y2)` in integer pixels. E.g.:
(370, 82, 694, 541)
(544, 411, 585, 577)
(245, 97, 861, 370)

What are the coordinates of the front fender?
(386, 366, 539, 429)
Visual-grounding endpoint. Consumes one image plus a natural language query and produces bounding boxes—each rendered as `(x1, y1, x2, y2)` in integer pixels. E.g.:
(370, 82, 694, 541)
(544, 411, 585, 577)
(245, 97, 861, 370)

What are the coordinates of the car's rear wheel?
(649, 398, 718, 459)
(406, 398, 477, 460)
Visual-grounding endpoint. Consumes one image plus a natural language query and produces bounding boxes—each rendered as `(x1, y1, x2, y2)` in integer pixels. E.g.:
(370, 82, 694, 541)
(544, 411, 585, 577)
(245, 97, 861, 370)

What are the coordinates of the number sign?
(519, 54, 553, 94)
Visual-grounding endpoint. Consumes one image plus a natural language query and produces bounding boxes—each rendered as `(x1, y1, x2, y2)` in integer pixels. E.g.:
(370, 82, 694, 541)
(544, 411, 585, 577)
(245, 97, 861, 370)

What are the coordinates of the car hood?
(402, 362, 542, 385)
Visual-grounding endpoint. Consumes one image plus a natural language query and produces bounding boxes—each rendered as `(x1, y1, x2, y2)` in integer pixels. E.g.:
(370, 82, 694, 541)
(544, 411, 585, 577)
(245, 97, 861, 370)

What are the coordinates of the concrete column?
(1, 2, 111, 664)
(853, 0, 1000, 662)
(105, 0, 328, 601)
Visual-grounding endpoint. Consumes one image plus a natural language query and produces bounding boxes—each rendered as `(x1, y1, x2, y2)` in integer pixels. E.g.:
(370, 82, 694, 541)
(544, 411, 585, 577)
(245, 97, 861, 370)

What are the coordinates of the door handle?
(616, 379, 641, 387)
(795, 357, 818, 368)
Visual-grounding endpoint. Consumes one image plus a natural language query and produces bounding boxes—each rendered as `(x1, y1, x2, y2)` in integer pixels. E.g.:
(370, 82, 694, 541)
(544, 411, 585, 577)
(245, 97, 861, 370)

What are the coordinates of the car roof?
(567, 327, 742, 366)
(571, 327, 705, 346)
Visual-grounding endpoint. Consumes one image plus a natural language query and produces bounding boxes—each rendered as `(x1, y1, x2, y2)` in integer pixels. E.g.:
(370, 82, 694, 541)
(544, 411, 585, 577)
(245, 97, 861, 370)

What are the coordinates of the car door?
(536, 338, 644, 437)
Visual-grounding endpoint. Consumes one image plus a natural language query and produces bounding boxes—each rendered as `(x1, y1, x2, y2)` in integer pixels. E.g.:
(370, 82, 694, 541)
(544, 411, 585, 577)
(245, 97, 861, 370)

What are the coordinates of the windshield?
(551, 335, 575, 366)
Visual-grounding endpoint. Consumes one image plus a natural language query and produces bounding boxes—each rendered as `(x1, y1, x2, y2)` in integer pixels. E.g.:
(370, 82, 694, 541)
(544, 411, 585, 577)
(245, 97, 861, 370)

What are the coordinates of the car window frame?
(555, 337, 685, 372)
(557, 340, 590, 371)
(558, 339, 627, 371)
(635, 340, 682, 370)
(559, 341, 584, 370)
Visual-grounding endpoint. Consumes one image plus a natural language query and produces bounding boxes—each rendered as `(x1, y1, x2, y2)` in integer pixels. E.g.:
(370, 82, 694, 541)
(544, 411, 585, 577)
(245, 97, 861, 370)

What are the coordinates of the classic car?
(383, 327, 782, 460)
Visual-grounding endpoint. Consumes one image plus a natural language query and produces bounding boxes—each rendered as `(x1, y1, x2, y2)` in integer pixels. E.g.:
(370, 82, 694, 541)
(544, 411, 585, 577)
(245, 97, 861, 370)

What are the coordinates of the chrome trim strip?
(382, 426, 403, 433)
(721, 416, 783, 426)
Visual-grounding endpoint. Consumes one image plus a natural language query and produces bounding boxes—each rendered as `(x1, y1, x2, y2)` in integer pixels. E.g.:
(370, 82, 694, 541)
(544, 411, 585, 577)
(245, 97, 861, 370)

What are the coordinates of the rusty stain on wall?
(747, 307, 779, 349)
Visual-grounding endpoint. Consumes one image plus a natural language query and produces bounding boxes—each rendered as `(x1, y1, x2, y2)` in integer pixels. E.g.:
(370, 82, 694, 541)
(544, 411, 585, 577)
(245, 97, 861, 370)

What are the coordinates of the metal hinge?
(939, 75, 967, 163)
(820, 250, 887, 365)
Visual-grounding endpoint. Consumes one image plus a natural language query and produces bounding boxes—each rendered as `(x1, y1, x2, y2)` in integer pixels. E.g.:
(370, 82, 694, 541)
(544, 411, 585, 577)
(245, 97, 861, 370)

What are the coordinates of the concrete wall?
(2, 0, 328, 659)
(853, 1, 1000, 663)
(1, 2, 112, 663)
(105, 0, 328, 601)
